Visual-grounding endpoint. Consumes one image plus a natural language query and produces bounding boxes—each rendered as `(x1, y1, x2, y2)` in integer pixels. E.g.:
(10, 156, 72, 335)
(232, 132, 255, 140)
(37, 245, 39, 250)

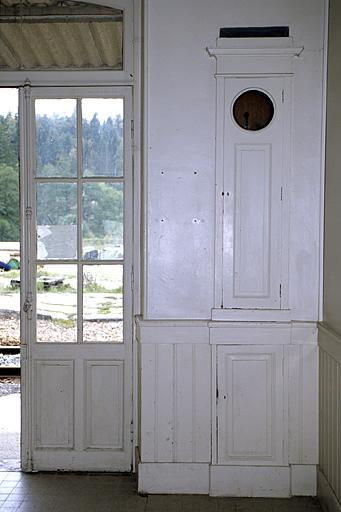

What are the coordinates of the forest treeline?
(0, 112, 123, 242)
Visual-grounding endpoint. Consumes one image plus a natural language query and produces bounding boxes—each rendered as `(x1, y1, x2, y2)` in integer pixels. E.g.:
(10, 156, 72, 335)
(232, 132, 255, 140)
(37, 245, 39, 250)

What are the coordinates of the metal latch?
(23, 296, 32, 319)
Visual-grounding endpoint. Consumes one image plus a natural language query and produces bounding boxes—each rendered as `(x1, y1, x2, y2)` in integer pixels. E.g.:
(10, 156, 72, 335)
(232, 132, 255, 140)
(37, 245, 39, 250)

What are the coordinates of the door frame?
(3, 0, 141, 472)
(19, 85, 138, 471)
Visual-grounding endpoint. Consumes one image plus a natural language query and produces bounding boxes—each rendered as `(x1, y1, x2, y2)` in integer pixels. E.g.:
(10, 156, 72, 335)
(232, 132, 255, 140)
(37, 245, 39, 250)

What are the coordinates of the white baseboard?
(291, 465, 317, 496)
(210, 465, 291, 497)
(318, 469, 341, 512)
(138, 463, 209, 494)
(138, 463, 318, 497)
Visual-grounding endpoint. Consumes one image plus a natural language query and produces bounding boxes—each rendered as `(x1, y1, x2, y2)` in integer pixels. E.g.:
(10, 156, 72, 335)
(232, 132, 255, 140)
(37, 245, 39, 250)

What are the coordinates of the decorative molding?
(136, 317, 318, 346)
(209, 321, 291, 344)
(211, 308, 291, 322)
(136, 318, 209, 344)
(207, 42, 303, 76)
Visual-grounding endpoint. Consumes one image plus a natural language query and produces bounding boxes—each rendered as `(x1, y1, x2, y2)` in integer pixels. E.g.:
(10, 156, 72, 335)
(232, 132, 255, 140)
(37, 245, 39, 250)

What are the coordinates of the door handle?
(23, 296, 32, 319)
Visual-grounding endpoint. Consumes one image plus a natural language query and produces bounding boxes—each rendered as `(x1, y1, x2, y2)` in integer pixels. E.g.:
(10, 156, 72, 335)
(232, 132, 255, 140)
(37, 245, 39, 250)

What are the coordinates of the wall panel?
(140, 343, 211, 462)
(319, 325, 341, 506)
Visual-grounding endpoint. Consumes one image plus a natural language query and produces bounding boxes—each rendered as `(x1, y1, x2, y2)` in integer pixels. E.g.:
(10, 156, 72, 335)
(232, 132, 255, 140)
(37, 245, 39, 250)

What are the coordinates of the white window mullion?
(77, 97, 83, 343)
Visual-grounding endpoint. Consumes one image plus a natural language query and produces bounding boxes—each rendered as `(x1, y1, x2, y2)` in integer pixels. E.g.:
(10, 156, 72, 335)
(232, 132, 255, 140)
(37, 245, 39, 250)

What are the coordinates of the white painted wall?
(139, 0, 326, 496)
(144, 0, 325, 320)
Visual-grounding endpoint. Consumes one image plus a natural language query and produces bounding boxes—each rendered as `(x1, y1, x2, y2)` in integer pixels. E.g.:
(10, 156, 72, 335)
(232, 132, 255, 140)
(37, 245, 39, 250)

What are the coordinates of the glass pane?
(82, 98, 123, 177)
(0, 4, 123, 71)
(0, 89, 21, 349)
(233, 90, 274, 131)
(83, 183, 123, 260)
(35, 99, 77, 177)
(37, 183, 77, 260)
(36, 264, 77, 343)
(83, 265, 123, 343)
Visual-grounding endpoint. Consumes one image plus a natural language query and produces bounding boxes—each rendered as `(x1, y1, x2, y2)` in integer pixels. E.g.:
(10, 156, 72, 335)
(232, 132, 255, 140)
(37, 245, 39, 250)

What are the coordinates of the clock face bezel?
(232, 89, 275, 132)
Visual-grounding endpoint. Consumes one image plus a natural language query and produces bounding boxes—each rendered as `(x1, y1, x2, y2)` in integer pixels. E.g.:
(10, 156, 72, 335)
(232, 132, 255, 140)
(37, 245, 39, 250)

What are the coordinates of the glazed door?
(20, 86, 133, 471)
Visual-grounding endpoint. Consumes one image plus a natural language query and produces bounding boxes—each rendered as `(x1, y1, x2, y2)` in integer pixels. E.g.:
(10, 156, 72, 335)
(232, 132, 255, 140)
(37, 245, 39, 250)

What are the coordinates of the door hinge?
(279, 284, 282, 298)
(280, 186, 283, 201)
(282, 90, 284, 102)
(131, 119, 134, 139)
(131, 267, 134, 292)
(130, 421, 134, 443)
(216, 388, 219, 403)
(25, 206, 32, 218)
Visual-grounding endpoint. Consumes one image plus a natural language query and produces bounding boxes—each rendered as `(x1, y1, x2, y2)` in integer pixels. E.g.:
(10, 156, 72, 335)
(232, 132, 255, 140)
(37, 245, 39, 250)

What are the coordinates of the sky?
(0, 88, 123, 121)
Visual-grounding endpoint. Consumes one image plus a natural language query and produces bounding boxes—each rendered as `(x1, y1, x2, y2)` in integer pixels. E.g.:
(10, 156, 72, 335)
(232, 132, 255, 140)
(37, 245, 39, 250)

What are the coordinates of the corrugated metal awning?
(0, 0, 123, 70)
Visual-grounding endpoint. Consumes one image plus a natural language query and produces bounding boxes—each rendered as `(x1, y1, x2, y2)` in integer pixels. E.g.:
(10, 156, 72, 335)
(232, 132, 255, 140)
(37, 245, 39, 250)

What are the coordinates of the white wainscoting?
(137, 319, 318, 496)
(140, 342, 211, 462)
(318, 323, 341, 511)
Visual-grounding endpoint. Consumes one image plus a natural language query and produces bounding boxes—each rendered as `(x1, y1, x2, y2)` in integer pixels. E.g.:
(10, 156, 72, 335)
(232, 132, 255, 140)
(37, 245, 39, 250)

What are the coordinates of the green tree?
(0, 163, 19, 241)
(0, 113, 18, 168)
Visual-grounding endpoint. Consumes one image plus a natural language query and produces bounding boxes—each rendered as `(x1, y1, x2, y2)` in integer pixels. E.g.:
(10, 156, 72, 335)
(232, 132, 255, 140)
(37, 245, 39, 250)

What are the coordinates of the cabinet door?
(222, 78, 289, 310)
(217, 345, 285, 465)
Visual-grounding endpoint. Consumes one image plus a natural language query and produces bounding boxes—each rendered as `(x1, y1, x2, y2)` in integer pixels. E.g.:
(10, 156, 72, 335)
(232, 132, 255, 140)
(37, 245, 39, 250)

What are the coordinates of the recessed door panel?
(234, 144, 271, 298)
(85, 360, 124, 449)
(223, 78, 288, 310)
(35, 360, 74, 448)
(217, 345, 285, 466)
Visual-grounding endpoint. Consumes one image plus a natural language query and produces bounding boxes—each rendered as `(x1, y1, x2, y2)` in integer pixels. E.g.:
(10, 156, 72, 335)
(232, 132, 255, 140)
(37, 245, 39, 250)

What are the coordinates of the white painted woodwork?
(319, 324, 341, 506)
(210, 465, 291, 497)
(137, 319, 319, 495)
(35, 361, 74, 448)
(85, 361, 124, 450)
(11, 0, 325, 491)
(140, 342, 211, 463)
(21, 86, 134, 471)
(210, 70, 292, 314)
(138, 463, 210, 495)
(287, 344, 318, 464)
(217, 345, 285, 465)
(144, 0, 323, 321)
(291, 465, 317, 496)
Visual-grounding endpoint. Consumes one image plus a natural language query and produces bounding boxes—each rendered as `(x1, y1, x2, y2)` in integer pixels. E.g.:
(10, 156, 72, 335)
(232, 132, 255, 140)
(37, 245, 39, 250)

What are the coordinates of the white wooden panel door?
(222, 78, 289, 309)
(20, 86, 133, 471)
(217, 345, 285, 466)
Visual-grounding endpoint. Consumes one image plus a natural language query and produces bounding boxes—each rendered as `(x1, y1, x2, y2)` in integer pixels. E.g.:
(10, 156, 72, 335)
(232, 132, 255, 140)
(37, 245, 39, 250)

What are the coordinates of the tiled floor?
(0, 472, 323, 512)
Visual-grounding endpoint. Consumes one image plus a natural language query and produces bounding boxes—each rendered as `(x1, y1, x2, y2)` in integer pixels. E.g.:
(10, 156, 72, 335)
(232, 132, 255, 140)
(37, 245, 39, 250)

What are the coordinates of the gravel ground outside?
(0, 312, 123, 344)
(0, 378, 20, 397)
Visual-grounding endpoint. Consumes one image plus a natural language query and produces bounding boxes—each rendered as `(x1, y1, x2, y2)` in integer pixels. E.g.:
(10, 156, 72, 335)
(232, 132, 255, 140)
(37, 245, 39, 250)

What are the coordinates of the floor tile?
(146, 494, 182, 512)
(0, 472, 324, 512)
(182, 495, 219, 511)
